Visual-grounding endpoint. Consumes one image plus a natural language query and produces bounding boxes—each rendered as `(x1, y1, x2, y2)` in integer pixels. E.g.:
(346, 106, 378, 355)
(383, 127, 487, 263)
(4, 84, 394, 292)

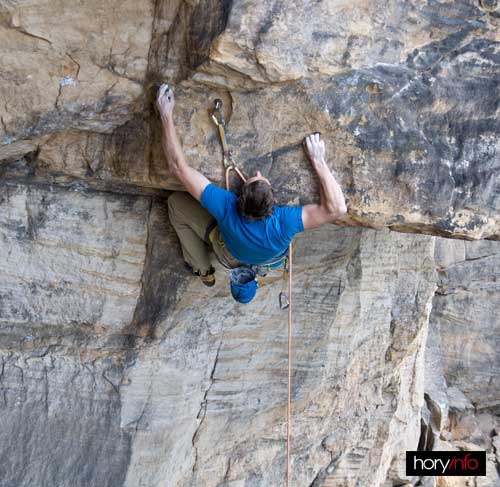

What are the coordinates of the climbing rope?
(211, 99, 294, 486)
(286, 242, 292, 487)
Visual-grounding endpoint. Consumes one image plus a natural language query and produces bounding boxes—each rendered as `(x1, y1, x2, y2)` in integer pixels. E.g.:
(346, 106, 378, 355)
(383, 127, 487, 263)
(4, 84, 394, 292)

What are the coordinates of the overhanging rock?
(0, 0, 498, 239)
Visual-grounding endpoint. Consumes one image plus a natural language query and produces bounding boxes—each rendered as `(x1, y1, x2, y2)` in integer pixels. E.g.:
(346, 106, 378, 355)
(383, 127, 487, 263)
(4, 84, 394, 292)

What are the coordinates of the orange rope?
(286, 242, 292, 487)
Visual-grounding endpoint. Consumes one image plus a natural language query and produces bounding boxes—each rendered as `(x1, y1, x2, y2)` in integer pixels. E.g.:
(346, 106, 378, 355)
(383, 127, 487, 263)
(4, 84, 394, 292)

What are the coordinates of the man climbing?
(157, 83, 347, 299)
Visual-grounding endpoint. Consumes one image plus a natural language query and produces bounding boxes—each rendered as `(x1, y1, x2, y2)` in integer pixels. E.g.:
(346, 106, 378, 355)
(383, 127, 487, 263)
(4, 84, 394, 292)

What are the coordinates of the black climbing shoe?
(184, 261, 196, 275)
(184, 262, 216, 287)
(199, 267, 216, 287)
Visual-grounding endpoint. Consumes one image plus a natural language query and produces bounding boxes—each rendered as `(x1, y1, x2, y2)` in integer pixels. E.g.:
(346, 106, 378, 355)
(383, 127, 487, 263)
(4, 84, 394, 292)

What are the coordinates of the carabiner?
(279, 291, 290, 310)
(211, 99, 225, 127)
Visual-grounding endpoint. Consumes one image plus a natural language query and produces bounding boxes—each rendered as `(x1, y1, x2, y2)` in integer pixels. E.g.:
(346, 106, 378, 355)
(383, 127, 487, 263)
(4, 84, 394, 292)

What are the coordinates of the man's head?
(237, 171, 275, 221)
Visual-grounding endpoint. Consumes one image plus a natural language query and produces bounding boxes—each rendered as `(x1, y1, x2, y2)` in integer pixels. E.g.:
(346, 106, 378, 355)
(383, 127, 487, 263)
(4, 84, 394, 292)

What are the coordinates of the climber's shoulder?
(200, 183, 236, 221)
(273, 204, 305, 239)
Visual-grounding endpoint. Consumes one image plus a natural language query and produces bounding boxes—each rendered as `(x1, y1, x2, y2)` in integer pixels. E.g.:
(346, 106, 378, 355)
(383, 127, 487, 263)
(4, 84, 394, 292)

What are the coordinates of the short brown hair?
(237, 181, 275, 220)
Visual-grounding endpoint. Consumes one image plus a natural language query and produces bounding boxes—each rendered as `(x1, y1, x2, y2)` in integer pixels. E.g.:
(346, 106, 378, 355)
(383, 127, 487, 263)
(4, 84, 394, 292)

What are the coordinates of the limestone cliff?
(0, 1, 499, 486)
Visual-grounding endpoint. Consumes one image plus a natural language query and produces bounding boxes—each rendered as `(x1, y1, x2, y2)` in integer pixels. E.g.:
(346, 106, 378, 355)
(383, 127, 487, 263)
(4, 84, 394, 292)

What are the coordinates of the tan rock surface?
(1, 0, 499, 238)
(0, 0, 152, 142)
(0, 1, 499, 486)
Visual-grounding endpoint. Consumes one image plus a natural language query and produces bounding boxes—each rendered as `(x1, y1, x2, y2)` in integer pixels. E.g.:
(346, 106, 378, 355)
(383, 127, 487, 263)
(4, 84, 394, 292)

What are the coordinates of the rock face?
(421, 238, 500, 487)
(433, 238, 500, 411)
(1, 1, 499, 486)
(0, 188, 437, 485)
(1, 0, 499, 238)
(121, 225, 436, 487)
(0, 0, 152, 140)
(0, 179, 147, 486)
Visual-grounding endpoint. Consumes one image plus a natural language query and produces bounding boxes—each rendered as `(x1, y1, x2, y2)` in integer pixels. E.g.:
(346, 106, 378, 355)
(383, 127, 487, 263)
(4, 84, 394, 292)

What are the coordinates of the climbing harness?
(211, 99, 294, 486)
(254, 254, 290, 310)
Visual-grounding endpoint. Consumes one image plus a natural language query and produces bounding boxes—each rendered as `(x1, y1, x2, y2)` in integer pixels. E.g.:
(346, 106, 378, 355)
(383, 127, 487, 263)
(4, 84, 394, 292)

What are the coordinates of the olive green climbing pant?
(167, 191, 243, 274)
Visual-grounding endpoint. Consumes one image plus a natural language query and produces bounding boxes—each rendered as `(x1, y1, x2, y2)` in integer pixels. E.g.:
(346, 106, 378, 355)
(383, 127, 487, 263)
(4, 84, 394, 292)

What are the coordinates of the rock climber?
(157, 83, 348, 302)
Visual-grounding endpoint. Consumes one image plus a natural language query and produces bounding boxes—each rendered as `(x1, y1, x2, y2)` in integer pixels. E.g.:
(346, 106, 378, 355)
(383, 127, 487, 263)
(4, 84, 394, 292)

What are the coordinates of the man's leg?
(168, 191, 215, 275)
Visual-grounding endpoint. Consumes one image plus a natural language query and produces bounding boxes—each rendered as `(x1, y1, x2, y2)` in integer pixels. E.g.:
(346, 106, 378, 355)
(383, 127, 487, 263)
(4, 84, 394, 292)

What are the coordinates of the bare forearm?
(312, 158, 347, 216)
(159, 111, 210, 200)
(155, 83, 210, 200)
(161, 114, 188, 174)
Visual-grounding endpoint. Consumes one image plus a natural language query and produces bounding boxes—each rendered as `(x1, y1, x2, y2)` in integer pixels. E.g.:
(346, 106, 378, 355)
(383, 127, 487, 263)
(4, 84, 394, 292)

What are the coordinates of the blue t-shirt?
(200, 183, 304, 265)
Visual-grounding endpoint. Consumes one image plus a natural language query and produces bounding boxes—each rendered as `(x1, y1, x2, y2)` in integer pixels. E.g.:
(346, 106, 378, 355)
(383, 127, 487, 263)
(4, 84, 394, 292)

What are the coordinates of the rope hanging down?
(286, 241, 292, 487)
(211, 99, 294, 486)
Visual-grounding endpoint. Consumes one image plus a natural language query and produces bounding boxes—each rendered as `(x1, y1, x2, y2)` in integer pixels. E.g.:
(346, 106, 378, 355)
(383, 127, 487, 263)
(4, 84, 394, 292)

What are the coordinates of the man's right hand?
(303, 132, 326, 164)
(157, 83, 175, 121)
(301, 132, 347, 229)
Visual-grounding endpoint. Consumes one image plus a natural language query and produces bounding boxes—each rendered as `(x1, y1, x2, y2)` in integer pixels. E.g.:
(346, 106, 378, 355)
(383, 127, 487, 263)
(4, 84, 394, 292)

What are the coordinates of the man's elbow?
(326, 203, 347, 221)
(336, 203, 348, 218)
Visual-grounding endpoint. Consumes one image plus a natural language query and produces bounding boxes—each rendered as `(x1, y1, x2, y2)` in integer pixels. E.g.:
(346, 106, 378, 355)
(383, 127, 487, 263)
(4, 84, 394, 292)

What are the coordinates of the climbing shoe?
(184, 262, 216, 287)
(199, 266, 216, 287)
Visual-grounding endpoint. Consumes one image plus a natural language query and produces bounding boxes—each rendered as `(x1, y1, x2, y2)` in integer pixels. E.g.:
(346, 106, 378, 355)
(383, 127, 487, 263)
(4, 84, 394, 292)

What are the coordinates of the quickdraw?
(279, 257, 290, 310)
(211, 99, 247, 189)
(254, 255, 289, 310)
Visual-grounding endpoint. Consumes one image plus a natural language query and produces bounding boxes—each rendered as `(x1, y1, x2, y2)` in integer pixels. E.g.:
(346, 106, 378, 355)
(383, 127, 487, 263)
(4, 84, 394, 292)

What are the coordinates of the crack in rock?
(191, 337, 224, 474)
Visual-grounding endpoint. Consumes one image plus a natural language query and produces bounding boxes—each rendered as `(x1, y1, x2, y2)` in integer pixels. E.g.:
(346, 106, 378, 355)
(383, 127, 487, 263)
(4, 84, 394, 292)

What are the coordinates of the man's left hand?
(157, 83, 175, 121)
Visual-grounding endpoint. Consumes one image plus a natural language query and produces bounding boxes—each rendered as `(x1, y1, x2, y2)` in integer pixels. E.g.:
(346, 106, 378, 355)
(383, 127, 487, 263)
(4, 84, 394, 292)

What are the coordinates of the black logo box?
(406, 450, 486, 476)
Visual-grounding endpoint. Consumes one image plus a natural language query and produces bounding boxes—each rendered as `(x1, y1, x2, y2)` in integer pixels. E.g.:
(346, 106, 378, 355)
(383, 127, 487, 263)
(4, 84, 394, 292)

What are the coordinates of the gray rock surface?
(0, 352, 132, 487)
(0, 1, 499, 486)
(1, 0, 499, 238)
(422, 237, 500, 486)
(0, 179, 150, 486)
(122, 225, 437, 487)
(434, 238, 500, 411)
(0, 185, 437, 485)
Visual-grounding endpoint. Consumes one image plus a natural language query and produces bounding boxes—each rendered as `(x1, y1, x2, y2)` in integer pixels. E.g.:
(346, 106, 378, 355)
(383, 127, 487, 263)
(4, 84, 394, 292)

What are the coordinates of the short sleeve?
(278, 205, 304, 240)
(200, 183, 236, 222)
